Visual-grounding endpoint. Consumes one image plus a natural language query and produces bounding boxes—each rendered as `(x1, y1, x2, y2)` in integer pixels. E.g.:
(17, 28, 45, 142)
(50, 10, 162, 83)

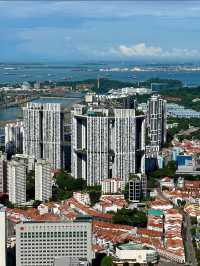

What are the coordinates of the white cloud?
(114, 43, 200, 58)
(116, 43, 162, 57)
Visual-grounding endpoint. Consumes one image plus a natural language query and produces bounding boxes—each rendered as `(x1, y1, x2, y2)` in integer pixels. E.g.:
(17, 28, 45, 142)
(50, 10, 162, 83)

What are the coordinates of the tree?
(89, 190, 101, 206)
(53, 171, 87, 201)
(112, 208, 147, 227)
(100, 256, 112, 266)
(32, 200, 42, 208)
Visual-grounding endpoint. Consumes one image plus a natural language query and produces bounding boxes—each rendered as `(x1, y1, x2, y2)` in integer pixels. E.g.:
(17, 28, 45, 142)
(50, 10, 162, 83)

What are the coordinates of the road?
(156, 188, 197, 266)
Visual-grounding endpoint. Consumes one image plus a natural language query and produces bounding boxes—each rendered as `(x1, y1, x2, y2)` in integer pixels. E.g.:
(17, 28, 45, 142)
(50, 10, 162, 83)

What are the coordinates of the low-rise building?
(160, 177, 174, 190)
(113, 242, 158, 265)
(102, 178, 125, 195)
(73, 192, 91, 206)
(128, 174, 147, 202)
(94, 195, 127, 213)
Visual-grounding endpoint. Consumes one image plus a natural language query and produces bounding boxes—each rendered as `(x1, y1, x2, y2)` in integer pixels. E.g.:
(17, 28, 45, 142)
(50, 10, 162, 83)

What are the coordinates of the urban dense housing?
(23, 103, 64, 169)
(71, 104, 145, 185)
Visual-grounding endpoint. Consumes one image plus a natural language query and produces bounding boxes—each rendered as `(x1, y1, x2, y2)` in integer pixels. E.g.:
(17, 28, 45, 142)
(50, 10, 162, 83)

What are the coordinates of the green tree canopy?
(100, 256, 112, 266)
(112, 208, 147, 227)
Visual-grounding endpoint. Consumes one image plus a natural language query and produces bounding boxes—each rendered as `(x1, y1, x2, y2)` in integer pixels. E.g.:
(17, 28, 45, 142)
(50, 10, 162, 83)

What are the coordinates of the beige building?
(113, 242, 158, 265)
(102, 178, 125, 195)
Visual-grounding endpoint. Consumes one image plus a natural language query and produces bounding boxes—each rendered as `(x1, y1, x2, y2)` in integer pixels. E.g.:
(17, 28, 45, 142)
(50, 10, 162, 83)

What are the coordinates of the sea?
(1, 62, 200, 121)
(1, 62, 200, 87)
(0, 97, 81, 121)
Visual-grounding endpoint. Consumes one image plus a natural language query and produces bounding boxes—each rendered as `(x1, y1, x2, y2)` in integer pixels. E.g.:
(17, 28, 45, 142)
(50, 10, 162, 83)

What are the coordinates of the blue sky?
(1, 1, 200, 63)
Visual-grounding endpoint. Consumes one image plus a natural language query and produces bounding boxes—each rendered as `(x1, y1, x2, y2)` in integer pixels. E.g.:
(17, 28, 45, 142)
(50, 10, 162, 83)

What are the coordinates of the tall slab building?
(147, 94, 167, 149)
(23, 103, 64, 169)
(71, 105, 145, 185)
(7, 158, 27, 204)
(0, 205, 6, 266)
(35, 159, 52, 202)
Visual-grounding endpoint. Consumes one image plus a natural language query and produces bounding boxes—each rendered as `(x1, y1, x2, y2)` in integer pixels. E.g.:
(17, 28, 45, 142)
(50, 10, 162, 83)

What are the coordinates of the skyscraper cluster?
(71, 104, 145, 185)
(0, 92, 168, 266)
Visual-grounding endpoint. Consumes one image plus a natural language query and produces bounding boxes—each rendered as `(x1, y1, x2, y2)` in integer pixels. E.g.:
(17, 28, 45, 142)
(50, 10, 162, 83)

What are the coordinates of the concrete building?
(0, 205, 6, 266)
(8, 158, 27, 204)
(35, 159, 52, 202)
(13, 153, 35, 171)
(54, 257, 88, 266)
(129, 174, 147, 202)
(101, 178, 125, 195)
(71, 104, 145, 185)
(73, 192, 91, 205)
(0, 152, 7, 193)
(113, 242, 158, 265)
(5, 121, 24, 154)
(16, 218, 93, 266)
(23, 103, 64, 169)
(147, 95, 167, 149)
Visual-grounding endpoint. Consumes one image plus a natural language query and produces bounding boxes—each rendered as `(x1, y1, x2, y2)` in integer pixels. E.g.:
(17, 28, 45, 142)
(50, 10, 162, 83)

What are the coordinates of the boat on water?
(4, 72, 16, 75)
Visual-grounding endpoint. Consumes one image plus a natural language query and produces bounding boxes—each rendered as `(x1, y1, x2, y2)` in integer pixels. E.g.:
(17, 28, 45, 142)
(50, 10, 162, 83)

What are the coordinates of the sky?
(1, 1, 200, 63)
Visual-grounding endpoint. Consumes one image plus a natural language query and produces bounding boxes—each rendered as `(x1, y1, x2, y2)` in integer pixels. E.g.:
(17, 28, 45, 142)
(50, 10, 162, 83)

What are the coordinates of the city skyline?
(1, 1, 200, 63)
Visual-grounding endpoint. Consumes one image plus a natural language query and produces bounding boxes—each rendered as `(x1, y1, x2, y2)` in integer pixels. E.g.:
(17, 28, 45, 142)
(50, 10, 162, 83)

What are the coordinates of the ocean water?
(1, 63, 200, 87)
(0, 96, 81, 121)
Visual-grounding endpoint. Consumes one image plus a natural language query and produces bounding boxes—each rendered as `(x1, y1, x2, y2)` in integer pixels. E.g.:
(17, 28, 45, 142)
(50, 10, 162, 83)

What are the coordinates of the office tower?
(5, 121, 24, 154)
(35, 159, 52, 202)
(16, 218, 92, 266)
(7, 158, 26, 204)
(71, 104, 145, 185)
(0, 205, 6, 266)
(128, 174, 147, 202)
(23, 103, 64, 169)
(0, 152, 7, 193)
(147, 95, 167, 148)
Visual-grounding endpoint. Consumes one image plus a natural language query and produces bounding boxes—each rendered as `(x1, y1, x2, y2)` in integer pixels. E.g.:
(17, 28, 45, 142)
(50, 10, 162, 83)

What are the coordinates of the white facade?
(8, 159, 26, 204)
(73, 192, 91, 205)
(23, 103, 64, 169)
(0, 206, 6, 266)
(147, 95, 167, 148)
(5, 121, 24, 153)
(71, 105, 145, 185)
(0, 152, 7, 193)
(102, 178, 125, 194)
(121, 87, 152, 95)
(16, 219, 92, 266)
(13, 154, 35, 171)
(35, 159, 52, 202)
(115, 243, 158, 264)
